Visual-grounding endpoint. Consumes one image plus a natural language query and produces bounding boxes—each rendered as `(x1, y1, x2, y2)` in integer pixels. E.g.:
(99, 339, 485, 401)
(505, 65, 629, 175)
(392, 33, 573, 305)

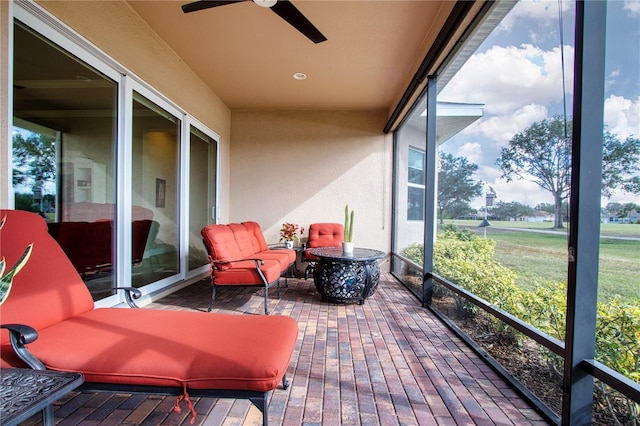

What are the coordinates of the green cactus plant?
(0, 215, 33, 306)
(344, 204, 355, 243)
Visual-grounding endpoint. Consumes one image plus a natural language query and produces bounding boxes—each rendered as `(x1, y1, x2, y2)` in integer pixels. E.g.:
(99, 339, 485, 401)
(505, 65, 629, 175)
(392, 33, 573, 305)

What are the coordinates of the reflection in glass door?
(131, 92, 180, 286)
(12, 21, 118, 300)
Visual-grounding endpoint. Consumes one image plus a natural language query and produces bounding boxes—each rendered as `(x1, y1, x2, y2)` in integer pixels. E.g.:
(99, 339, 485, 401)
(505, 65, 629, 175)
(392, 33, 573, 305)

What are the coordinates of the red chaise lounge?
(0, 209, 298, 426)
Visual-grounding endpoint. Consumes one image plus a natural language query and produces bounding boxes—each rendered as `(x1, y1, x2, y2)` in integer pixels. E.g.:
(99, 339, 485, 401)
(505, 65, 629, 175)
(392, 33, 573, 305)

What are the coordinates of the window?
(407, 148, 426, 221)
(392, 95, 428, 297)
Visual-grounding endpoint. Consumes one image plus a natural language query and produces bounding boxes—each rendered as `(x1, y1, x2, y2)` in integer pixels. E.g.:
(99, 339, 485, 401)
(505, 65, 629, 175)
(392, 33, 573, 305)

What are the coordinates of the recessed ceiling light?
(293, 73, 307, 80)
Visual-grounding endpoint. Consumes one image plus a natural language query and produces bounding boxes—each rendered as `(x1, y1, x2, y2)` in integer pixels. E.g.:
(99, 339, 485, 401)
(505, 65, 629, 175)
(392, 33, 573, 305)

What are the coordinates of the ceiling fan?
(181, 0, 327, 44)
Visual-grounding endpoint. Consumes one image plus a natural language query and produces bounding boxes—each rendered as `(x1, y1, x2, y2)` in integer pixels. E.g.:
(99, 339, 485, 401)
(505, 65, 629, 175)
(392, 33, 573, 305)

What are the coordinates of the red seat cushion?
(256, 250, 295, 269)
(212, 259, 282, 284)
(15, 309, 298, 392)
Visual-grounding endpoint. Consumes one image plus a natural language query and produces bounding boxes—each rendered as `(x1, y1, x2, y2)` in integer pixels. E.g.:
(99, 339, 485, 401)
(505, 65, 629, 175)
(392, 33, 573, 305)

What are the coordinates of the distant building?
(523, 211, 554, 223)
(601, 208, 640, 224)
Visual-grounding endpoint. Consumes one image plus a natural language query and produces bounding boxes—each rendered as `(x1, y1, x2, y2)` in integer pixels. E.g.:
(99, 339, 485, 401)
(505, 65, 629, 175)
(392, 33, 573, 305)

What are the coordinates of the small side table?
(0, 368, 84, 426)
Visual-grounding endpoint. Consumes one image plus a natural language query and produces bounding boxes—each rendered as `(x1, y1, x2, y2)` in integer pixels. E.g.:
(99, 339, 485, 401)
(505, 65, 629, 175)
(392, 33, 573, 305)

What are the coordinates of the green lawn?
(442, 219, 640, 303)
(446, 219, 640, 238)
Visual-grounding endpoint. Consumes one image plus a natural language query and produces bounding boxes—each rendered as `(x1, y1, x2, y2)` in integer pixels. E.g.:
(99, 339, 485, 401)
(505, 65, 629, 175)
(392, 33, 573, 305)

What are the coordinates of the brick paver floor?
(21, 274, 550, 425)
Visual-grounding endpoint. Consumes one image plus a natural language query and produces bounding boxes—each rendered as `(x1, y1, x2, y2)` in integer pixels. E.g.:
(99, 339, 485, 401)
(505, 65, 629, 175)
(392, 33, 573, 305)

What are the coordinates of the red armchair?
(301, 223, 344, 279)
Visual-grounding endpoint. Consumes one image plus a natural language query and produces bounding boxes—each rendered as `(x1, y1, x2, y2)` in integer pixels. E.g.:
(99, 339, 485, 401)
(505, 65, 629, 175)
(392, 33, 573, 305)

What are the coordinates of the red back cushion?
(307, 223, 344, 248)
(201, 224, 243, 268)
(228, 223, 256, 259)
(241, 221, 269, 252)
(0, 210, 95, 346)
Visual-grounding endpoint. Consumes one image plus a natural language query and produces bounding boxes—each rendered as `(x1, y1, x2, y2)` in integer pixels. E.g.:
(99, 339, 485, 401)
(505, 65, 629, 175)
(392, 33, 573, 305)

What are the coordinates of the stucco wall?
(230, 110, 392, 268)
(1, 1, 232, 219)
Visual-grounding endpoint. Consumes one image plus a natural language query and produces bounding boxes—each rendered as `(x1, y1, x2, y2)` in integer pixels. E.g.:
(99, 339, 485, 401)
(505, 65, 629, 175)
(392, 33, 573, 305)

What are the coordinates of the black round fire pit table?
(310, 247, 385, 305)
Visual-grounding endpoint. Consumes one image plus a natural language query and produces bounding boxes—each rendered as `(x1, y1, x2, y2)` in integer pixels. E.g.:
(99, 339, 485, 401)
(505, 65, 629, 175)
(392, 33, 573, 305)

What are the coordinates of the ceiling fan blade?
(270, 1, 327, 44)
(182, 0, 246, 14)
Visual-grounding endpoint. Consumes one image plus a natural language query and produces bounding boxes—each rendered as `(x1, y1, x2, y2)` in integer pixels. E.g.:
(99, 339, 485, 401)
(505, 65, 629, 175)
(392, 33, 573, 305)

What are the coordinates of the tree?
(606, 202, 640, 219)
(446, 201, 475, 221)
(602, 132, 640, 197)
(491, 201, 534, 221)
(496, 115, 640, 228)
(535, 203, 556, 214)
(438, 152, 483, 224)
(12, 132, 56, 191)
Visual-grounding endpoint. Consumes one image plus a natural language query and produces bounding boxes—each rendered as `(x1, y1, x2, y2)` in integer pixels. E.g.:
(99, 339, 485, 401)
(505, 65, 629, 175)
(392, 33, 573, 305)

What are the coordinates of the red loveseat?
(0, 210, 298, 426)
(201, 222, 296, 314)
(47, 219, 151, 275)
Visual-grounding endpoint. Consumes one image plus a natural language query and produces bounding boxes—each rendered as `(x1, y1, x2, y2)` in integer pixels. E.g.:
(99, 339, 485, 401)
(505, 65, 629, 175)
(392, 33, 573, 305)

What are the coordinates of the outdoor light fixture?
(479, 187, 496, 238)
(254, 0, 277, 7)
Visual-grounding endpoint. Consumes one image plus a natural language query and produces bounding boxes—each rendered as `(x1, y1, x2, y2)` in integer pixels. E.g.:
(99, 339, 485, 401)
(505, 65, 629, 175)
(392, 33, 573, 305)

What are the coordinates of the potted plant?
(0, 215, 33, 306)
(279, 222, 304, 249)
(343, 204, 355, 253)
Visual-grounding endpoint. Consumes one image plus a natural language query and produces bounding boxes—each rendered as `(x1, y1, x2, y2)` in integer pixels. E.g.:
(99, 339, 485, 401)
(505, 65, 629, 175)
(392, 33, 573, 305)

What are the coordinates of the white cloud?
(469, 103, 549, 146)
(455, 141, 483, 164)
(498, 1, 574, 34)
(624, 0, 640, 15)
(606, 69, 621, 90)
(440, 44, 573, 117)
(604, 95, 640, 138)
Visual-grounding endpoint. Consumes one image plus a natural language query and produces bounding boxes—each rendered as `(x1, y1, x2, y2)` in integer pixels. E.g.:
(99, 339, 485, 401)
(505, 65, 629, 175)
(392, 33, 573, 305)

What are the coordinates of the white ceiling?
(127, 0, 455, 111)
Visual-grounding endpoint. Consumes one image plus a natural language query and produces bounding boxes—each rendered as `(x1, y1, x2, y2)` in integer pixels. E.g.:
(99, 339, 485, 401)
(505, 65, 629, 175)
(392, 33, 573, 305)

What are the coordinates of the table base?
(314, 259, 380, 304)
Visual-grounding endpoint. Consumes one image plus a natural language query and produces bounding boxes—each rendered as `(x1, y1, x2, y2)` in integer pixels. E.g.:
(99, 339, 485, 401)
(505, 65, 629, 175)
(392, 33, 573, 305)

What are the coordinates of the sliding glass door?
(130, 91, 181, 287)
(188, 125, 217, 271)
(11, 5, 220, 301)
(13, 21, 119, 298)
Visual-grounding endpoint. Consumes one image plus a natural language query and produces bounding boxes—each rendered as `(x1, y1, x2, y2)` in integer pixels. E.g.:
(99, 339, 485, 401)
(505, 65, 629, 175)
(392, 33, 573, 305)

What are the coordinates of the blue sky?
(439, 0, 640, 209)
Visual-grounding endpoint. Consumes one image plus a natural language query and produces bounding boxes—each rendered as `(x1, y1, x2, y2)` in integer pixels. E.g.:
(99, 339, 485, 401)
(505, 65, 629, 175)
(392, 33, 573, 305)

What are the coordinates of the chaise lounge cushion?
(9, 309, 298, 392)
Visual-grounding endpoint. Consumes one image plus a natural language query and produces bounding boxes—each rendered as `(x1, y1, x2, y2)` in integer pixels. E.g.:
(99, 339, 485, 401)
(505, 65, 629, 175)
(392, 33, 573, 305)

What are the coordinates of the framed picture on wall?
(155, 178, 166, 208)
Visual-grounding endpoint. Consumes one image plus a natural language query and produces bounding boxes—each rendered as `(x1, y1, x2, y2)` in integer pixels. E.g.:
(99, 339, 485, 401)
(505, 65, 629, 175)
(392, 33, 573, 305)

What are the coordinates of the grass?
(447, 219, 640, 238)
(442, 219, 640, 303)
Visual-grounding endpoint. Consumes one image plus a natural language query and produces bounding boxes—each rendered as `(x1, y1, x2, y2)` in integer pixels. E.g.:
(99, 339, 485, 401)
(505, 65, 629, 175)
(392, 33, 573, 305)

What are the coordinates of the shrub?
(401, 226, 640, 423)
